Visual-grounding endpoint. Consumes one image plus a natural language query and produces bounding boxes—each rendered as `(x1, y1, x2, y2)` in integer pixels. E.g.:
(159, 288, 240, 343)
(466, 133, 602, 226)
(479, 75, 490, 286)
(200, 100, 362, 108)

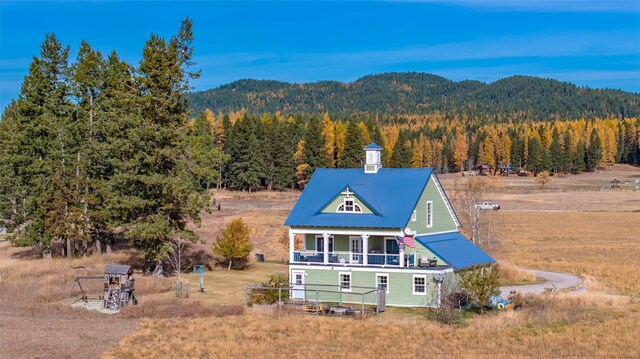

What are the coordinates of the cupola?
(363, 142, 382, 174)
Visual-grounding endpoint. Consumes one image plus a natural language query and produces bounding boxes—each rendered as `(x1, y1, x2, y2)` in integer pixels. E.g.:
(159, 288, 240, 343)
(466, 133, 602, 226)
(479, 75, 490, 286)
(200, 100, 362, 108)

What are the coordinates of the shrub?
(249, 274, 290, 305)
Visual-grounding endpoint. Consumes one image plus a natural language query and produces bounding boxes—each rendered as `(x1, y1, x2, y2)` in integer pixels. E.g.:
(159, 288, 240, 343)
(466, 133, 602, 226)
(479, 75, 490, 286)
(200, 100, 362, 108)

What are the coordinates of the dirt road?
(500, 269, 584, 297)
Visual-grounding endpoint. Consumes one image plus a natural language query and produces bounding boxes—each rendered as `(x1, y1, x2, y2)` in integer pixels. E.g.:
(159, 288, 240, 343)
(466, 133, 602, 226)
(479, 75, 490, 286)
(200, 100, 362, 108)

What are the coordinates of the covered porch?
(289, 229, 415, 268)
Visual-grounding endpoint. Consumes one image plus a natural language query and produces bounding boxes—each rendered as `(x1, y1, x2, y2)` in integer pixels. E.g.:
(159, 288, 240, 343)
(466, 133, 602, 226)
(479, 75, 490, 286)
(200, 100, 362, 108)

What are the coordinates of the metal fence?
(244, 283, 386, 315)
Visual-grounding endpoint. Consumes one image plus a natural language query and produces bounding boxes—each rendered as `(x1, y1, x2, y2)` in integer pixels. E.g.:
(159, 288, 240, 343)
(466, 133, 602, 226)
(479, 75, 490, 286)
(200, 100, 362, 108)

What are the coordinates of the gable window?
(426, 201, 433, 228)
(339, 272, 351, 292)
(376, 274, 389, 294)
(337, 198, 362, 213)
(413, 275, 426, 295)
(411, 210, 417, 222)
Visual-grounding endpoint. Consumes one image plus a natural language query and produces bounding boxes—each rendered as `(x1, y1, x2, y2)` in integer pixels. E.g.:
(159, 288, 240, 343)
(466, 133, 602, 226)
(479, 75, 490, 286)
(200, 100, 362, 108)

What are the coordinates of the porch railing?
(292, 250, 403, 267)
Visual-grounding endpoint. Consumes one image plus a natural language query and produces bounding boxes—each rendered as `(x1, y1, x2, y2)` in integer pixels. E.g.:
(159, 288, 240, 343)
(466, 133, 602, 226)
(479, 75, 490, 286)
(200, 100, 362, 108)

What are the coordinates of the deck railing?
(292, 250, 403, 267)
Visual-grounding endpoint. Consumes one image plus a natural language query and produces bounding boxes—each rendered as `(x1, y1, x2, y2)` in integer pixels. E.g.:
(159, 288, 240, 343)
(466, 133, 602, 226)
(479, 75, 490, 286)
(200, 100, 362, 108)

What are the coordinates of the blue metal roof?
(285, 168, 433, 229)
(363, 142, 382, 150)
(415, 232, 495, 270)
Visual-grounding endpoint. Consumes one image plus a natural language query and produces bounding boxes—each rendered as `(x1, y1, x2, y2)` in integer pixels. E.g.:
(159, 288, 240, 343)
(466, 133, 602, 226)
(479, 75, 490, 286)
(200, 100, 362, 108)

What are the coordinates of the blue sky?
(1, 1, 639, 109)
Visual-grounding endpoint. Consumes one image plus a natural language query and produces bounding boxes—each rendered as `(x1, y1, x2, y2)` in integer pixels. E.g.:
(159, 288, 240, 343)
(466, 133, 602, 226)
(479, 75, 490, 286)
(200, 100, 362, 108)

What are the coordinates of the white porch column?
(323, 233, 330, 265)
(361, 234, 369, 266)
(399, 244, 405, 267)
(289, 230, 296, 263)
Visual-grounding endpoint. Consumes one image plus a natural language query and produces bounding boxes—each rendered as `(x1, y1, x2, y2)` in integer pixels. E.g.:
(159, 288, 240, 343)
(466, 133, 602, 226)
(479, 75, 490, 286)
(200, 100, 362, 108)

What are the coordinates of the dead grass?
(105, 296, 640, 359)
(498, 261, 539, 285)
(119, 298, 244, 319)
(492, 211, 640, 294)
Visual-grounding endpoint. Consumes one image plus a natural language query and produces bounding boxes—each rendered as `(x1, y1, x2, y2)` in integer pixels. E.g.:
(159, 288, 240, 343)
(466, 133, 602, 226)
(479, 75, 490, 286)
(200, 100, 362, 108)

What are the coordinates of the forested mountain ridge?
(188, 73, 640, 120)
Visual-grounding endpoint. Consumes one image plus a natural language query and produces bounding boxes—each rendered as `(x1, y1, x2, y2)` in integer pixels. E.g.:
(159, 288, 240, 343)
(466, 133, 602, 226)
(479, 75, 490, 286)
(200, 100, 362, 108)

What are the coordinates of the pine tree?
(575, 139, 587, 173)
(340, 120, 365, 168)
(7, 34, 74, 256)
(227, 115, 264, 191)
(111, 18, 207, 267)
(586, 128, 602, 171)
(302, 117, 329, 176)
(272, 120, 296, 189)
(391, 131, 411, 168)
(562, 130, 573, 173)
(549, 128, 562, 174)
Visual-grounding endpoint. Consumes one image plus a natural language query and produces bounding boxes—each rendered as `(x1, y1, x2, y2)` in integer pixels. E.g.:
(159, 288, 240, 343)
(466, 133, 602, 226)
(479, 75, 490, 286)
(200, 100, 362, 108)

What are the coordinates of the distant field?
(1, 165, 639, 358)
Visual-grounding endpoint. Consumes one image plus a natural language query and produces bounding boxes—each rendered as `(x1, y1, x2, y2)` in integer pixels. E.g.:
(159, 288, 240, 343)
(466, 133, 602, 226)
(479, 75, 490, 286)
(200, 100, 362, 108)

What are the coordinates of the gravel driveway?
(500, 269, 584, 297)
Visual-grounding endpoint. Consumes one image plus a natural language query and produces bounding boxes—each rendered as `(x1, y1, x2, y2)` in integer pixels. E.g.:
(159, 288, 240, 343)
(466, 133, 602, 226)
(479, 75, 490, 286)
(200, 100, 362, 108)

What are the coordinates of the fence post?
(243, 287, 247, 307)
(316, 290, 319, 314)
(278, 288, 282, 310)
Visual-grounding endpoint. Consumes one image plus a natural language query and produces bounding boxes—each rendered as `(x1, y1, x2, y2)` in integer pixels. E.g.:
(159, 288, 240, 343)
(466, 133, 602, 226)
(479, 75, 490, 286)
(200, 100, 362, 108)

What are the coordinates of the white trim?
(411, 210, 417, 222)
(289, 264, 454, 274)
(431, 174, 461, 228)
(376, 273, 389, 294)
(412, 274, 427, 295)
(290, 228, 404, 236)
(426, 201, 433, 228)
(349, 236, 363, 264)
(338, 272, 352, 292)
(291, 270, 306, 300)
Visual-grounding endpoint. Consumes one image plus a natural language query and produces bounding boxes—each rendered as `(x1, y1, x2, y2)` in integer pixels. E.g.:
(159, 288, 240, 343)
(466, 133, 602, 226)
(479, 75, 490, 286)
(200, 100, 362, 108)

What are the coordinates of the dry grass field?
(1, 165, 639, 358)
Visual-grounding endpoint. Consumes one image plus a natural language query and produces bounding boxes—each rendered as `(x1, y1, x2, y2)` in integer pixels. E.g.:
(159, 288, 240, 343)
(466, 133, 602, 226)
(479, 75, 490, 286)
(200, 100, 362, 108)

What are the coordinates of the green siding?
(322, 194, 373, 214)
(407, 174, 457, 235)
(292, 267, 447, 307)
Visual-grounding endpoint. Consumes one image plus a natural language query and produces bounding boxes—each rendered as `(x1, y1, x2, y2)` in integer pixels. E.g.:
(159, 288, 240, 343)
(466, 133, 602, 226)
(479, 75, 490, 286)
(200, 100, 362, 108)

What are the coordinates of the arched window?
(337, 198, 362, 213)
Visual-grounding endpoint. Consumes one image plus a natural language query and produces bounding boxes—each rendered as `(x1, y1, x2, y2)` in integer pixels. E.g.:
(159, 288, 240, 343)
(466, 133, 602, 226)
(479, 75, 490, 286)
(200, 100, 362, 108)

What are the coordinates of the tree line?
(188, 73, 640, 121)
(190, 109, 639, 191)
(0, 18, 209, 268)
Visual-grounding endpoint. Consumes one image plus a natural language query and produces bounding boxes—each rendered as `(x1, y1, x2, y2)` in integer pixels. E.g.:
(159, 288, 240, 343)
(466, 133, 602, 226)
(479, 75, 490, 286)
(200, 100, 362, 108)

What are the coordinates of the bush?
(249, 274, 290, 305)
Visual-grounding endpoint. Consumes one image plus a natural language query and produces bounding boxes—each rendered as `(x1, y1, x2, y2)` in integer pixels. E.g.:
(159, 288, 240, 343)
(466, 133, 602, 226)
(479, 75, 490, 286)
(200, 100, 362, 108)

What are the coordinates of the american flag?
(396, 236, 416, 248)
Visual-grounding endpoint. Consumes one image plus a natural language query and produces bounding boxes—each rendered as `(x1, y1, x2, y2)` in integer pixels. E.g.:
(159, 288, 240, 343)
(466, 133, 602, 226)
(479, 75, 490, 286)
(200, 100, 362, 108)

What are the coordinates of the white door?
(291, 270, 305, 300)
(350, 236, 363, 264)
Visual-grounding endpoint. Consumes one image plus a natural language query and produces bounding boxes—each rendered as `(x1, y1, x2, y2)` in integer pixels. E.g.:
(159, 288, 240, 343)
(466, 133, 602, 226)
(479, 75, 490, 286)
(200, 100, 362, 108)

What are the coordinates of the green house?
(284, 142, 494, 307)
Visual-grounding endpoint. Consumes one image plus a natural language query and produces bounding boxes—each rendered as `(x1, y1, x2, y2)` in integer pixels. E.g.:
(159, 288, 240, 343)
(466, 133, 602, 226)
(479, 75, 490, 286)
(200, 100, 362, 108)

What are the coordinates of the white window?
(413, 275, 426, 295)
(411, 210, 417, 222)
(339, 272, 351, 292)
(376, 274, 389, 294)
(337, 198, 362, 213)
(426, 201, 433, 228)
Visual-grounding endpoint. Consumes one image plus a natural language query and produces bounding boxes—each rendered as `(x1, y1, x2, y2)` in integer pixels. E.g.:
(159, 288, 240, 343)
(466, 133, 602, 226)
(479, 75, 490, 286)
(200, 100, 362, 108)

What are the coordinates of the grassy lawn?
(173, 262, 288, 305)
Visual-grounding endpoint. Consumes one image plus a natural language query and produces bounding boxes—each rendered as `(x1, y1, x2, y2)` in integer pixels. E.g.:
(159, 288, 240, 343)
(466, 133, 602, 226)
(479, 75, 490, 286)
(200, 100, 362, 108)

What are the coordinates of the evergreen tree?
(549, 128, 562, 174)
(562, 130, 573, 173)
(302, 117, 328, 178)
(586, 128, 602, 171)
(188, 112, 226, 189)
(6, 34, 74, 256)
(227, 114, 264, 191)
(272, 120, 296, 189)
(391, 131, 412, 168)
(340, 120, 365, 168)
(109, 18, 207, 267)
(575, 139, 586, 173)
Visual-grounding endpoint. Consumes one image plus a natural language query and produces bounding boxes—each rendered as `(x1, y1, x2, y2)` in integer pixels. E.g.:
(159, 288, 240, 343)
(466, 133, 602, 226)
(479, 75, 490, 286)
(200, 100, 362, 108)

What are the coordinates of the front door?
(350, 236, 363, 264)
(291, 270, 305, 300)
(385, 238, 399, 265)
